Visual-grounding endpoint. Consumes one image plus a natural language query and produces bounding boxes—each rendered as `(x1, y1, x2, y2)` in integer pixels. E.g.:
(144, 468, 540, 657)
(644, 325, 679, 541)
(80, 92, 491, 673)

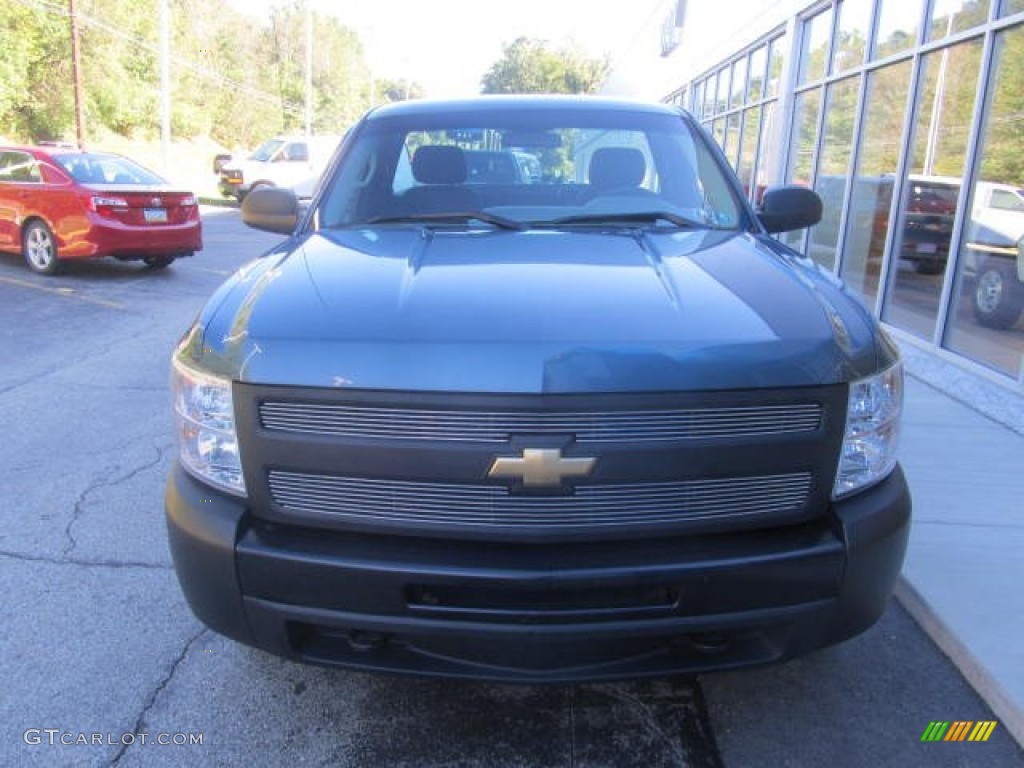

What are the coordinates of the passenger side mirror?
(242, 187, 300, 234)
(757, 186, 823, 234)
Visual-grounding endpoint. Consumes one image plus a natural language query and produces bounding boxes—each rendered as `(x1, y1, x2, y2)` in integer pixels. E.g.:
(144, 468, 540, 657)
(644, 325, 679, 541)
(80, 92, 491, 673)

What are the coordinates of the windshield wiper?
(539, 211, 707, 230)
(363, 211, 528, 231)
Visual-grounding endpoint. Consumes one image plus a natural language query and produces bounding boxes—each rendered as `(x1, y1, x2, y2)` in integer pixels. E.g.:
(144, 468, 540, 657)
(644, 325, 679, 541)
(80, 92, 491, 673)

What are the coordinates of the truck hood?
(198, 226, 883, 393)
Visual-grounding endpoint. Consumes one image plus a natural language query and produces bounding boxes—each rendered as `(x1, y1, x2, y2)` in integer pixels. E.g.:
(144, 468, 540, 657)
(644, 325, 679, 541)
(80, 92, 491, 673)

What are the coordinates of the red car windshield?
(52, 153, 168, 186)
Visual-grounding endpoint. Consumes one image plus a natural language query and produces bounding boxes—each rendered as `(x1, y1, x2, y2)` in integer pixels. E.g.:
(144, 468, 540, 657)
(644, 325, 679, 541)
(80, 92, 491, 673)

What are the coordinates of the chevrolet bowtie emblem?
(488, 448, 596, 487)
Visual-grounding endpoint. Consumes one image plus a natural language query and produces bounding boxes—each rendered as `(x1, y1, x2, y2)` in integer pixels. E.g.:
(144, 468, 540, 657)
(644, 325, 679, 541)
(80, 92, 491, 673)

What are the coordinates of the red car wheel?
(22, 220, 62, 275)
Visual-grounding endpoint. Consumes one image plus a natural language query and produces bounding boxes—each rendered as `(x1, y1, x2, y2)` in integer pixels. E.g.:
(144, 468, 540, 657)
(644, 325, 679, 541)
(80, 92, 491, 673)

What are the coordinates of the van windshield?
(249, 139, 285, 162)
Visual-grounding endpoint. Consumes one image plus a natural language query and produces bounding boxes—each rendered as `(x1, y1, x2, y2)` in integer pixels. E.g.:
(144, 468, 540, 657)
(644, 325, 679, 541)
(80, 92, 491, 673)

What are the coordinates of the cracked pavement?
(2, 209, 1020, 767)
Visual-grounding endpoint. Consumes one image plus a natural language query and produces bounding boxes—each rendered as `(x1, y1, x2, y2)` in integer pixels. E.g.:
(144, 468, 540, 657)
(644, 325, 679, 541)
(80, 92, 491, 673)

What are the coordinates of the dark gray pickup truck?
(167, 96, 910, 682)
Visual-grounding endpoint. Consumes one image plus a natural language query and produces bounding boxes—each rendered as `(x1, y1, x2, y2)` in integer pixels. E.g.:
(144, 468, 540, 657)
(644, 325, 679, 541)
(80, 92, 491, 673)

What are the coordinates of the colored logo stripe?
(920, 721, 997, 742)
(969, 721, 998, 742)
(945, 721, 972, 741)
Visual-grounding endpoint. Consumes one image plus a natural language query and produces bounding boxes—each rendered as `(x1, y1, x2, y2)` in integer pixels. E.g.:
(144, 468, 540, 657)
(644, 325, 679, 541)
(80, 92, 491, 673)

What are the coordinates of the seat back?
(588, 147, 647, 192)
(403, 145, 479, 213)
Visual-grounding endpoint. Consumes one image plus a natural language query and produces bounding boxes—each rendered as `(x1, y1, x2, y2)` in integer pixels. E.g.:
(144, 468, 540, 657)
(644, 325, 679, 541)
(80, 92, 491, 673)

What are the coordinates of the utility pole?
(160, 0, 171, 174)
(68, 0, 86, 147)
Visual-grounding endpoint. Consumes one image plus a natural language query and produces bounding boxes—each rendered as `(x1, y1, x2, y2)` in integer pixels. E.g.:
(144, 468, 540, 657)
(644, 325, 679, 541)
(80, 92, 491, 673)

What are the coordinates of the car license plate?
(916, 242, 937, 254)
(144, 208, 168, 223)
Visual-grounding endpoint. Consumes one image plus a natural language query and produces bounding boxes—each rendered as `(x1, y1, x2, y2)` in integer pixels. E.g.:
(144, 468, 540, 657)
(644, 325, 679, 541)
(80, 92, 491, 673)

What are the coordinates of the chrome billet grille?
(258, 402, 822, 444)
(267, 470, 812, 529)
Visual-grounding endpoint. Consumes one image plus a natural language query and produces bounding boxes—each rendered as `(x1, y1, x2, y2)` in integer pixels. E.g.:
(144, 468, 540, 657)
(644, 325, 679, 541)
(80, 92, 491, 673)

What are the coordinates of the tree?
(0, 0, 75, 140)
(481, 37, 608, 95)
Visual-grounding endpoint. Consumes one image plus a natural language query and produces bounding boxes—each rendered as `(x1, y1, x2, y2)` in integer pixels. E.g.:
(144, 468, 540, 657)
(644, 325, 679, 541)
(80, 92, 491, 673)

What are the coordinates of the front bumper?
(166, 463, 911, 683)
(218, 174, 246, 199)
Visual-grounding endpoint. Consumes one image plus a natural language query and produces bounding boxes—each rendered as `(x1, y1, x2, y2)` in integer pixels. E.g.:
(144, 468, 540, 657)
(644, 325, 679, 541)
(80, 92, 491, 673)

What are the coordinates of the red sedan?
(0, 145, 202, 274)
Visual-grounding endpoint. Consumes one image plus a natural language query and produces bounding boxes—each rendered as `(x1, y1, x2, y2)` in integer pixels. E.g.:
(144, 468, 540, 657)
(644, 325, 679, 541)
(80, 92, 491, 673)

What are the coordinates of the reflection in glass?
(928, 0, 991, 41)
(766, 35, 786, 99)
(738, 107, 762, 200)
(799, 9, 833, 84)
(704, 73, 718, 118)
(839, 61, 914, 307)
(691, 81, 704, 118)
(748, 45, 767, 102)
(731, 56, 748, 109)
(712, 118, 726, 149)
(754, 101, 776, 204)
(882, 39, 983, 341)
(788, 89, 822, 186)
(809, 77, 862, 271)
(833, 0, 872, 73)
(874, 0, 922, 59)
(1001, 0, 1024, 16)
(944, 25, 1024, 377)
(784, 89, 822, 251)
(716, 67, 732, 113)
(723, 112, 742, 169)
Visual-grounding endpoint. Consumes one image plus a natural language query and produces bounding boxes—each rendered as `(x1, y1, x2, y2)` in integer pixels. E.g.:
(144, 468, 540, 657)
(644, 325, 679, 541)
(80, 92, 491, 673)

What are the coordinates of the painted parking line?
(0, 275, 125, 310)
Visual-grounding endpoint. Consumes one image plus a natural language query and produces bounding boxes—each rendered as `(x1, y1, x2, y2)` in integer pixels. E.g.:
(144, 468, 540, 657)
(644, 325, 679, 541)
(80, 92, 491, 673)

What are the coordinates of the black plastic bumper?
(166, 463, 911, 682)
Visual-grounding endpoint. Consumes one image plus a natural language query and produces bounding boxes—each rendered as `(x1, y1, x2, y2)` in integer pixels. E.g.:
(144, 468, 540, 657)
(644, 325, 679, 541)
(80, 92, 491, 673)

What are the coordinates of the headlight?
(171, 355, 246, 496)
(833, 362, 903, 499)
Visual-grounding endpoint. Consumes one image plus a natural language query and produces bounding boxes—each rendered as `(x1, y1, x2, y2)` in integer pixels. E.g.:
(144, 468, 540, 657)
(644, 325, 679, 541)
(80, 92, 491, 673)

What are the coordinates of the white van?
(218, 135, 340, 201)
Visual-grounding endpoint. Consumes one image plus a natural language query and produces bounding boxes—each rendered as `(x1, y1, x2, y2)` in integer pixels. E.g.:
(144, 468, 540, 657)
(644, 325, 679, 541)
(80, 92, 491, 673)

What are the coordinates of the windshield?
(249, 139, 285, 162)
(317, 106, 743, 231)
(54, 153, 168, 185)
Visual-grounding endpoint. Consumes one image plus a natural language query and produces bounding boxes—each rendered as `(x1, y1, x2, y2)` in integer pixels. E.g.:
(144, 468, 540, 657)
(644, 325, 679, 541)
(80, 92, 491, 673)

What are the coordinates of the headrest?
(412, 145, 468, 185)
(589, 147, 646, 190)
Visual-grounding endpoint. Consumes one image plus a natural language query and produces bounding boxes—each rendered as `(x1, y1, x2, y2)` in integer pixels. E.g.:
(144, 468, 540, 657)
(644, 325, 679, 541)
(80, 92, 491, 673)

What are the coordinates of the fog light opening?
(687, 631, 731, 655)
(348, 630, 389, 653)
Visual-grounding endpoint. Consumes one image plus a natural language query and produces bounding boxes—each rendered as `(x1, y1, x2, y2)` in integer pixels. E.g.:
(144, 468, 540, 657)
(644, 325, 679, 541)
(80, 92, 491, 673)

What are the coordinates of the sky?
(229, 0, 671, 97)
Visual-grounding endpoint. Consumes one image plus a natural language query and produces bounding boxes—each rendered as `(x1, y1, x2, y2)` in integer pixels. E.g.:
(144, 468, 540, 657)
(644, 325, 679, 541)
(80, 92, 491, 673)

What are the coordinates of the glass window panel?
(716, 67, 732, 115)
(809, 77, 862, 271)
(783, 88, 823, 251)
(799, 9, 833, 84)
(787, 89, 822, 186)
(738, 107, 762, 200)
(833, 0, 872, 73)
(704, 73, 718, 118)
(754, 101, 777, 204)
(929, 0, 991, 41)
(748, 45, 767, 102)
(712, 118, 726, 149)
(944, 25, 1024, 377)
(839, 60, 914, 308)
(766, 35, 786, 99)
(731, 56, 748, 109)
(722, 112, 743, 169)
(881, 39, 984, 341)
(1001, 0, 1024, 16)
(874, 0, 923, 59)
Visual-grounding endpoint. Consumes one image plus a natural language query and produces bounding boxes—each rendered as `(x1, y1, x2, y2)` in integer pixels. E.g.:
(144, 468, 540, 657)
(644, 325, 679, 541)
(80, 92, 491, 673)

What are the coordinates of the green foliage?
(0, 0, 74, 140)
(481, 37, 609, 95)
(0, 0, 424, 149)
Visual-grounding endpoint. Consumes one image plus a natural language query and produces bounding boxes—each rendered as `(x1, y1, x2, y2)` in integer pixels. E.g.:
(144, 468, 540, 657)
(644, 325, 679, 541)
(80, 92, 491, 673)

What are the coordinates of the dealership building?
(607, 0, 1024, 419)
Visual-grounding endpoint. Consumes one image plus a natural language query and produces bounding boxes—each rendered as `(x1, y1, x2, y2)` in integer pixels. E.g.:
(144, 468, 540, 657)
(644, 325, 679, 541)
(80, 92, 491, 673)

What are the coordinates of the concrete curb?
(895, 577, 1024, 748)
